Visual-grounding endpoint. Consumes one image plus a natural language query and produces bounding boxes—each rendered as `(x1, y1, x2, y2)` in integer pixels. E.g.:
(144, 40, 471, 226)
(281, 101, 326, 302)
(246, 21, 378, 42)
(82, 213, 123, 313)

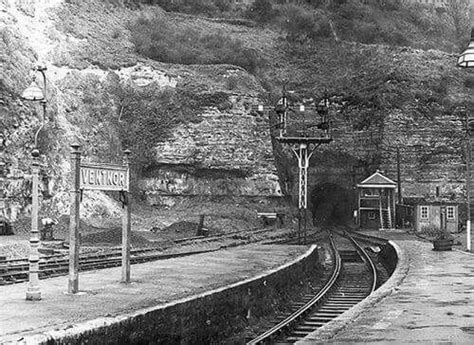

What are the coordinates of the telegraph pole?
(467, 116, 473, 252)
(396, 146, 402, 204)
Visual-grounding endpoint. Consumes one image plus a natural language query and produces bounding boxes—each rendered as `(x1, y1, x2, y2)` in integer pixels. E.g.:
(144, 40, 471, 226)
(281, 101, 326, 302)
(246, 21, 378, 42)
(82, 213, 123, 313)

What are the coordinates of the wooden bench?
(257, 212, 285, 227)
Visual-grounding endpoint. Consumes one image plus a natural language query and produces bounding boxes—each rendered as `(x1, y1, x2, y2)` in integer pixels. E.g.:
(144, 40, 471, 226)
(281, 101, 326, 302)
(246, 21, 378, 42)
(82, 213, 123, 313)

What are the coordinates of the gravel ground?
(0, 197, 296, 259)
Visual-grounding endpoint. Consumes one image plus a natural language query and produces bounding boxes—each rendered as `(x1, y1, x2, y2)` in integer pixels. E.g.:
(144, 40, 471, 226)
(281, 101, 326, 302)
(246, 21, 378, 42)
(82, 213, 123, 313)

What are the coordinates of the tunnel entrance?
(310, 183, 354, 225)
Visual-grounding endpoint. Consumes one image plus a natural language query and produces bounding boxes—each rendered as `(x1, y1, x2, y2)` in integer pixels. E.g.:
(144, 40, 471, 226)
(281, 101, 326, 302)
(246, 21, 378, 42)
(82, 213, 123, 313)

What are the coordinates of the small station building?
(356, 171, 397, 230)
(407, 198, 459, 234)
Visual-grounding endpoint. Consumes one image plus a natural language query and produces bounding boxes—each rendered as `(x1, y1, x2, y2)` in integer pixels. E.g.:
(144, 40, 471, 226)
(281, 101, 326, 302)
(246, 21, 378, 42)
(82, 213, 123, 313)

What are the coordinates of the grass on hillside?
(130, 0, 469, 53)
(128, 16, 264, 74)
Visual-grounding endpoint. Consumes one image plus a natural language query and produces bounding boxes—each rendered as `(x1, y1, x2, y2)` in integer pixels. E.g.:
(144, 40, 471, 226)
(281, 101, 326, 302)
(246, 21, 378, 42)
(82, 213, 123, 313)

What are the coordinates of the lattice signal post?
(254, 92, 333, 243)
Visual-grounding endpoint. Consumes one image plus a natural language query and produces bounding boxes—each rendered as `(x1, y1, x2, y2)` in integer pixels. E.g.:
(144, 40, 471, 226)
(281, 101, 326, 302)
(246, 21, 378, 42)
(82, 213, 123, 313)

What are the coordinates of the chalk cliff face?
(0, 0, 280, 222)
(0, 0, 472, 225)
(142, 98, 281, 207)
(275, 43, 472, 222)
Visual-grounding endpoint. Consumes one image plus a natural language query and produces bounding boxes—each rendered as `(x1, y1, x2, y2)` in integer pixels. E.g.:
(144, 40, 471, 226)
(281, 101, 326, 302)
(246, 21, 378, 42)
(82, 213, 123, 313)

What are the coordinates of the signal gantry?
(254, 87, 333, 243)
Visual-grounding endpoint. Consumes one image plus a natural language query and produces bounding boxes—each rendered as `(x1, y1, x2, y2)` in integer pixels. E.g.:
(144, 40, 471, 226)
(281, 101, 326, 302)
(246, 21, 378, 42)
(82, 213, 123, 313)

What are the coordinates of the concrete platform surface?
(299, 232, 474, 344)
(0, 244, 309, 343)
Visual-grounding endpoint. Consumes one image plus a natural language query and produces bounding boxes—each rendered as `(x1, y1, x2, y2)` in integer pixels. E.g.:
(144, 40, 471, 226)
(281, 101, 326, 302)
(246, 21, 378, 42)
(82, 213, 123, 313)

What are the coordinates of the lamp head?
(468, 118, 474, 133)
(458, 28, 474, 68)
(31, 148, 40, 158)
(21, 79, 45, 101)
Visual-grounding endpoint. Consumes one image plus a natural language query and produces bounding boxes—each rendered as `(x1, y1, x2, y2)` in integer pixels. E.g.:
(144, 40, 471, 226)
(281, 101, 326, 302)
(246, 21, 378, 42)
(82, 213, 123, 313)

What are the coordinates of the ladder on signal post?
(253, 90, 333, 244)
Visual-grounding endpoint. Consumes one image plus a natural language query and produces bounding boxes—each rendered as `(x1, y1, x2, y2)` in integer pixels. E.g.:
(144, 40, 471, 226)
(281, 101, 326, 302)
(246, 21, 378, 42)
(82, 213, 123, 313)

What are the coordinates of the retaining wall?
(25, 245, 319, 344)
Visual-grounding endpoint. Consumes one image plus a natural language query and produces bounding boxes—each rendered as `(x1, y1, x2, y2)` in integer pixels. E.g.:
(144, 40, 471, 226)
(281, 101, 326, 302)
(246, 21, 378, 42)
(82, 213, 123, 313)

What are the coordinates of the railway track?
(0, 226, 297, 286)
(0, 247, 221, 285)
(247, 229, 387, 344)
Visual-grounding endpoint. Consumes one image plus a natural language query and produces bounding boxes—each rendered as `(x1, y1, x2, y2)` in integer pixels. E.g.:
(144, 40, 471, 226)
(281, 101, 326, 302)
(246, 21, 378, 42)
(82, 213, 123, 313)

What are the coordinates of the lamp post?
(458, 29, 474, 252)
(21, 65, 47, 300)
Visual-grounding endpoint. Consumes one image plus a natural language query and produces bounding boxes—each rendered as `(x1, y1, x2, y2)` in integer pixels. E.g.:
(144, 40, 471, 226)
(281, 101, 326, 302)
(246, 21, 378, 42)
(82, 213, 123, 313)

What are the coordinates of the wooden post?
(396, 146, 402, 204)
(68, 143, 81, 294)
(197, 214, 205, 236)
(379, 189, 383, 229)
(357, 188, 361, 227)
(467, 117, 473, 251)
(392, 188, 396, 228)
(122, 149, 131, 283)
(26, 149, 41, 300)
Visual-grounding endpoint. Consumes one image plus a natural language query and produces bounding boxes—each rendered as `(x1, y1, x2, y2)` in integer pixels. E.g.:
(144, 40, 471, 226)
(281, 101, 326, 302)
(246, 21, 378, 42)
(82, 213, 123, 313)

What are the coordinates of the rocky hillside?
(0, 0, 282, 226)
(0, 0, 473, 226)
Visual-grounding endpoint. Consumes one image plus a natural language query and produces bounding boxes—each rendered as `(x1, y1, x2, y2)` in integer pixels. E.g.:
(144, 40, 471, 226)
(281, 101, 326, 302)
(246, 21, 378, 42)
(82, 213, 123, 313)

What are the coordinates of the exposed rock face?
(143, 100, 280, 206)
(1, 0, 472, 226)
(0, 0, 280, 222)
(285, 45, 472, 223)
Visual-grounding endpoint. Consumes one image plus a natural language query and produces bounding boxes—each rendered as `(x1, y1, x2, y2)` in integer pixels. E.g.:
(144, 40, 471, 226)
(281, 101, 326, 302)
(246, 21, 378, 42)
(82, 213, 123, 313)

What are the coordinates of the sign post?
(121, 150, 131, 283)
(68, 144, 131, 293)
(68, 143, 81, 294)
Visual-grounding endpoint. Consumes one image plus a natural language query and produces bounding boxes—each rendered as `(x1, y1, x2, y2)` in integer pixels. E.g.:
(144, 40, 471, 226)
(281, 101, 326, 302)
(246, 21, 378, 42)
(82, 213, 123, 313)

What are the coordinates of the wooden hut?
(356, 171, 397, 230)
(413, 201, 459, 234)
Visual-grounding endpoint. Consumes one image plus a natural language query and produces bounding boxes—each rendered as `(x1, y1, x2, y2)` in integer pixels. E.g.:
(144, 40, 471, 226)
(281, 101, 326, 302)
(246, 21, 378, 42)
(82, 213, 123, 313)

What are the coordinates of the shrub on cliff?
(280, 5, 331, 42)
(125, 0, 233, 16)
(129, 17, 263, 73)
(105, 79, 196, 174)
(244, 0, 275, 23)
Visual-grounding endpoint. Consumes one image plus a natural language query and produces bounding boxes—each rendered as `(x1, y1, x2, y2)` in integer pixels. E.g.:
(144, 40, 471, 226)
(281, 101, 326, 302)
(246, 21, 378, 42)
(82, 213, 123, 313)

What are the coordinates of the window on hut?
(421, 206, 429, 220)
(447, 206, 455, 220)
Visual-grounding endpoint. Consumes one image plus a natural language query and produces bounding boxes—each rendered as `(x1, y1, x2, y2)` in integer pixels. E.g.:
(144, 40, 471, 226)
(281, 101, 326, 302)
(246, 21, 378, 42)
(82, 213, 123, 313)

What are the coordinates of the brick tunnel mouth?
(310, 183, 354, 225)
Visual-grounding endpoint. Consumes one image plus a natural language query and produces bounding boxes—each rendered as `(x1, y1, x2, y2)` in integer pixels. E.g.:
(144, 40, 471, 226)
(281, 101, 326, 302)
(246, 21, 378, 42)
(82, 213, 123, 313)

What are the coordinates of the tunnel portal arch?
(310, 182, 355, 225)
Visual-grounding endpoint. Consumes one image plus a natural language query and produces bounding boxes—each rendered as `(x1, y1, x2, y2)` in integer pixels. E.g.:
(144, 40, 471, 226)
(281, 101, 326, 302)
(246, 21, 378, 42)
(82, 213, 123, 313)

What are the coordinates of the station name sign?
(80, 163, 129, 191)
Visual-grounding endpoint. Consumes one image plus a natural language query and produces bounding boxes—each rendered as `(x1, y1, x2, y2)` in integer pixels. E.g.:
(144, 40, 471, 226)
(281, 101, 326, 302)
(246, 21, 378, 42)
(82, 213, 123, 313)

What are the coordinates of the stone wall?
(24, 245, 319, 344)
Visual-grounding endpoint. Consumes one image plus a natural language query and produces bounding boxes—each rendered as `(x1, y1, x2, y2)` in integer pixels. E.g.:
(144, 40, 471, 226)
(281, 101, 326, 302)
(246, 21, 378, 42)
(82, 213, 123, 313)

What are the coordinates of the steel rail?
(1, 227, 282, 268)
(0, 227, 296, 285)
(340, 230, 378, 293)
(247, 231, 342, 345)
(0, 248, 222, 285)
(343, 230, 389, 246)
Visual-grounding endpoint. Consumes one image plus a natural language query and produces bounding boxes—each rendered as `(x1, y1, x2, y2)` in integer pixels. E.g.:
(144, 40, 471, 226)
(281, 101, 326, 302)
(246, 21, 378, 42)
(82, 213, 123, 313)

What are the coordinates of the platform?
(298, 232, 474, 344)
(0, 244, 309, 343)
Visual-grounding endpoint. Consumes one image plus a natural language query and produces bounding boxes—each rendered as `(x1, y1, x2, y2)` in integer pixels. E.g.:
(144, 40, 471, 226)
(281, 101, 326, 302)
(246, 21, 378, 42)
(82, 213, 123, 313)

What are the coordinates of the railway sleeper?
(294, 325, 323, 333)
(284, 338, 304, 343)
(317, 307, 349, 313)
(336, 292, 368, 296)
(292, 302, 308, 307)
(276, 313, 293, 320)
(324, 300, 359, 304)
(332, 296, 366, 301)
(4, 272, 27, 279)
(308, 312, 341, 318)
(323, 303, 358, 308)
(336, 285, 368, 289)
(329, 294, 364, 298)
(298, 321, 326, 328)
(326, 298, 363, 303)
(306, 316, 335, 322)
(290, 330, 313, 337)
